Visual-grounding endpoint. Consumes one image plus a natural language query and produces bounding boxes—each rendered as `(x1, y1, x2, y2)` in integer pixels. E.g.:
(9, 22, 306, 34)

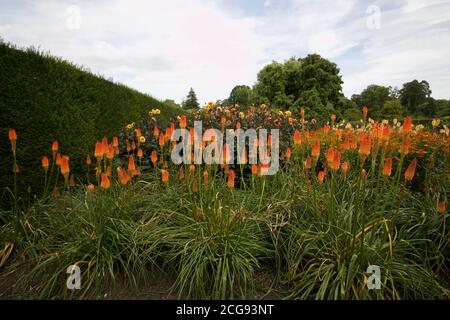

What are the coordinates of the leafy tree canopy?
(228, 85, 252, 108)
(400, 80, 431, 114)
(252, 54, 343, 119)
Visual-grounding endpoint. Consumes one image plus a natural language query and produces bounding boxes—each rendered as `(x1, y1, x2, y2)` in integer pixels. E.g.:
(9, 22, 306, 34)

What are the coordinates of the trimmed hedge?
(0, 43, 181, 205)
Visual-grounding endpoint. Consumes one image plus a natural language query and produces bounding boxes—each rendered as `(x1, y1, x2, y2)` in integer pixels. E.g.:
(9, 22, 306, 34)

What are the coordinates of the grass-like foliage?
(1, 103, 449, 299)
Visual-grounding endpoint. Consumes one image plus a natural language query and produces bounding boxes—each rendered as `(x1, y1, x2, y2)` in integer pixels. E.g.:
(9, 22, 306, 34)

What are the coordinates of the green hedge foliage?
(0, 43, 181, 205)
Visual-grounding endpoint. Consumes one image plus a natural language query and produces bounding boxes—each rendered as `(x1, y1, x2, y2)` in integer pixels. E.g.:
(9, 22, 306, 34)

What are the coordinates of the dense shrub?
(0, 43, 180, 205)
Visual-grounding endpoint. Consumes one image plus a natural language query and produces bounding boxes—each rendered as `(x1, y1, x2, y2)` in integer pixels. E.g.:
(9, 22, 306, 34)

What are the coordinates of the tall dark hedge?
(0, 43, 180, 207)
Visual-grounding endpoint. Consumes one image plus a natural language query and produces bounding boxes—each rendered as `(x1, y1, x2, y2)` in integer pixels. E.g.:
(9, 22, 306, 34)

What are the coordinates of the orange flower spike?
(189, 164, 195, 175)
(221, 116, 226, 127)
(285, 147, 292, 161)
(359, 134, 371, 157)
(203, 170, 209, 186)
(102, 137, 108, 148)
(137, 147, 143, 159)
(251, 164, 258, 175)
(311, 139, 321, 158)
(362, 106, 368, 119)
(8, 128, 17, 154)
(331, 151, 341, 171)
(128, 155, 136, 172)
(87, 184, 95, 191)
(331, 114, 336, 123)
(13, 163, 20, 173)
(383, 157, 393, 177)
(126, 140, 131, 153)
(107, 144, 114, 160)
(135, 128, 141, 138)
(100, 173, 110, 189)
(293, 130, 301, 148)
(304, 155, 311, 169)
(228, 169, 235, 189)
(437, 201, 446, 214)
(382, 125, 390, 141)
(170, 121, 175, 133)
(151, 150, 157, 164)
(342, 136, 350, 150)
(117, 167, 129, 185)
(259, 163, 270, 176)
(161, 169, 169, 183)
(112, 136, 119, 148)
(60, 156, 70, 178)
(326, 148, 335, 164)
(8, 128, 17, 142)
(179, 115, 187, 129)
(341, 161, 350, 175)
(52, 141, 59, 157)
(318, 171, 325, 184)
(131, 141, 136, 151)
(86, 154, 92, 166)
(267, 135, 272, 147)
(222, 143, 229, 164)
(189, 128, 195, 145)
(42, 156, 49, 171)
(400, 135, 411, 155)
(94, 141, 103, 160)
(402, 116, 413, 134)
(153, 126, 159, 137)
(159, 133, 165, 147)
(56, 153, 62, 166)
(404, 158, 417, 181)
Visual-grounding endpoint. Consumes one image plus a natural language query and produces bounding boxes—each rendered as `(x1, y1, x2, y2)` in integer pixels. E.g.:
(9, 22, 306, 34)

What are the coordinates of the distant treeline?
(220, 54, 450, 121)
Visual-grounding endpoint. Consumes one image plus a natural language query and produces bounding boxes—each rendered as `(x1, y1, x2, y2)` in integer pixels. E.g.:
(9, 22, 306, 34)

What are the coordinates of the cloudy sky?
(1, 0, 450, 104)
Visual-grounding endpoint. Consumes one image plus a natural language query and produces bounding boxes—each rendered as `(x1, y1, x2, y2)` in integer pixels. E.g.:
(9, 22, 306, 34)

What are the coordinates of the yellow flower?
(149, 109, 161, 116)
(432, 119, 441, 127)
(126, 123, 134, 130)
(285, 111, 292, 117)
(139, 136, 146, 143)
(239, 112, 245, 119)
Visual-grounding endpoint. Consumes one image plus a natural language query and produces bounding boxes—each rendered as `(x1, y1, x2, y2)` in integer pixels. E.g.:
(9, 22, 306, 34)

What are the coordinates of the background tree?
(253, 61, 285, 105)
(164, 99, 182, 109)
(228, 85, 252, 108)
(296, 54, 343, 113)
(400, 80, 431, 114)
(381, 100, 405, 119)
(435, 99, 450, 118)
(182, 87, 200, 109)
(351, 85, 391, 118)
(283, 57, 303, 100)
(251, 54, 343, 118)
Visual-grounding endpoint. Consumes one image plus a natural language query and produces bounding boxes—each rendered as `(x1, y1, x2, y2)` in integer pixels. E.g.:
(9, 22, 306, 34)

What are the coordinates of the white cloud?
(1, 0, 265, 104)
(0, 0, 449, 103)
